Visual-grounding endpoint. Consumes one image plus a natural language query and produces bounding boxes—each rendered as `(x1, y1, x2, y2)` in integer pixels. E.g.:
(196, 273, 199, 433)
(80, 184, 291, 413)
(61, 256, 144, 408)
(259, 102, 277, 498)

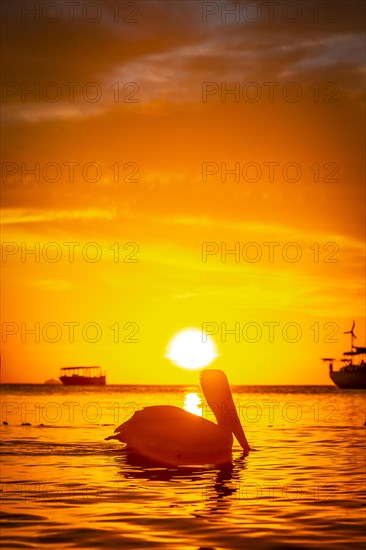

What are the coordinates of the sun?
(165, 328, 218, 370)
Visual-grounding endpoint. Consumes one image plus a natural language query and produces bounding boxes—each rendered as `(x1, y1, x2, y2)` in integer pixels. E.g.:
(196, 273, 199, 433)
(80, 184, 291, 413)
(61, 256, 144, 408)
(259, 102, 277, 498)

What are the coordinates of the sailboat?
(321, 321, 366, 389)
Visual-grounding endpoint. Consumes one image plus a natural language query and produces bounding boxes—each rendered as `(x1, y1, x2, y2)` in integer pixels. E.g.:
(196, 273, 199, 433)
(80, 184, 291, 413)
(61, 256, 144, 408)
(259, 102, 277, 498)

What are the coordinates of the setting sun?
(165, 328, 218, 370)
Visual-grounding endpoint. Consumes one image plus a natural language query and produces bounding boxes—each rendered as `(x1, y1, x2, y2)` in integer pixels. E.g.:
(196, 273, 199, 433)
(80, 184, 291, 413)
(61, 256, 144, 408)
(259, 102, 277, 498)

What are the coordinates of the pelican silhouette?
(105, 369, 251, 465)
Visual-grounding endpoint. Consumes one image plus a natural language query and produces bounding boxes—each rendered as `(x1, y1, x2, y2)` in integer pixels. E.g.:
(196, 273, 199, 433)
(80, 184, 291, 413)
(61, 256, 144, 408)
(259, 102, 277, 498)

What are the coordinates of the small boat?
(59, 366, 106, 385)
(322, 322, 366, 389)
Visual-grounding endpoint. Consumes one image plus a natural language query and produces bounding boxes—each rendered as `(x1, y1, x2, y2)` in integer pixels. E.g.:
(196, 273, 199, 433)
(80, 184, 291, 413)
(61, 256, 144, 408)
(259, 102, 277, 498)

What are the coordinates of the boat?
(321, 321, 366, 389)
(59, 366, 106, 385)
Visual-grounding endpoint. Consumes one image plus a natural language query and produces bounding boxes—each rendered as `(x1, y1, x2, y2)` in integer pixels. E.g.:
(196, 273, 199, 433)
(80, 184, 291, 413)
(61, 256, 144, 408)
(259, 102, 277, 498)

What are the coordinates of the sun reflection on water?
(183, 392, 202, 416)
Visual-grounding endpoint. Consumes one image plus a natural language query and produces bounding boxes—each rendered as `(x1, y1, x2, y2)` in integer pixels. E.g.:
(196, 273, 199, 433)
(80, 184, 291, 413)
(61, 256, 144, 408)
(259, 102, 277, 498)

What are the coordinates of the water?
(1, 384, 365, 549)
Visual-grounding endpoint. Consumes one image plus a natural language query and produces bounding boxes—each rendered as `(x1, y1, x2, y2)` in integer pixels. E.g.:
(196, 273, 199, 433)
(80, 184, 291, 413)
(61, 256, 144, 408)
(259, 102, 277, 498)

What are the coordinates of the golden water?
(1, 384, 365, 549)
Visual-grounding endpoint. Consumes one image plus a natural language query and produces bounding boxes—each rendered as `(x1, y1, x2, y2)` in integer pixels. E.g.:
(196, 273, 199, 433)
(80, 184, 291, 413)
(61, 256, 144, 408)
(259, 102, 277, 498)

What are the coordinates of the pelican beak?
(231, 412, 250, 453)
(200, 369, 250, 453)
(220, 401, 250, 453)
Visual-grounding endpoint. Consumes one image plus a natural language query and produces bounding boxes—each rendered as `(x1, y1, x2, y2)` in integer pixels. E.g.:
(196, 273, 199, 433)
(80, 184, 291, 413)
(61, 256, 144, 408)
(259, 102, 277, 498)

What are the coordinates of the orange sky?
(1, 0, 365, 384)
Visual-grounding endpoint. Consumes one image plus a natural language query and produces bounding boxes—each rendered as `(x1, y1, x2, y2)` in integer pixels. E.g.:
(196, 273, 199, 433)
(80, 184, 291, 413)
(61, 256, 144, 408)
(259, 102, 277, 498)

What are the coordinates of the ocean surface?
(0, 384, 365, 549)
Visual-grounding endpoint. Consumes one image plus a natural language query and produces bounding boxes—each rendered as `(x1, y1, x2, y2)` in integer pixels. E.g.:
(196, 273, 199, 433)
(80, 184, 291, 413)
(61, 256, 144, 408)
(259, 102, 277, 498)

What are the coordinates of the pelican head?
(200, 369, 250, 452)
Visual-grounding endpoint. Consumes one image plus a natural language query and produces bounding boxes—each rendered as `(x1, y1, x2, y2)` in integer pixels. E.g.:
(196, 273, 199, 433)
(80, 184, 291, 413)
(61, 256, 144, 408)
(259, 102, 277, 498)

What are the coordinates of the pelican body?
(105, 370, 250, 465)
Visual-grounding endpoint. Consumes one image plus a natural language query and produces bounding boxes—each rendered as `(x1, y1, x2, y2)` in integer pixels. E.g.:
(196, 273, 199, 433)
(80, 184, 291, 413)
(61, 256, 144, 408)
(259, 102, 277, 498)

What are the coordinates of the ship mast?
(344, 321, 357, 365)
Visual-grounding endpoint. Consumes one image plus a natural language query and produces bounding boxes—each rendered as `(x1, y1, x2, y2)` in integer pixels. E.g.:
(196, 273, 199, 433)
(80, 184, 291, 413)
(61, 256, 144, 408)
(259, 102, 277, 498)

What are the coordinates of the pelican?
(105, 369, 251, 465)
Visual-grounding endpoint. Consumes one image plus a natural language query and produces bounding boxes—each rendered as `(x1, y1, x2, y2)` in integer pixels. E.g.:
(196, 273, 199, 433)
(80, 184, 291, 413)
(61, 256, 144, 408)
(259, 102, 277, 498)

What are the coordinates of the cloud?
(2, 0, 364, 124)
(0, 208, 116, 225)
(31, 279, 74, 290)
(1, 1, 208, 84)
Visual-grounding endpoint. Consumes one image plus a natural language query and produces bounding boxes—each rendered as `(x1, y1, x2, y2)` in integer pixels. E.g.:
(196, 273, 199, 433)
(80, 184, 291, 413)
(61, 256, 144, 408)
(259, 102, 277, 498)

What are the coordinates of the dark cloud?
(1, 0, 209, 84)
(2, 0, 364, 107)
